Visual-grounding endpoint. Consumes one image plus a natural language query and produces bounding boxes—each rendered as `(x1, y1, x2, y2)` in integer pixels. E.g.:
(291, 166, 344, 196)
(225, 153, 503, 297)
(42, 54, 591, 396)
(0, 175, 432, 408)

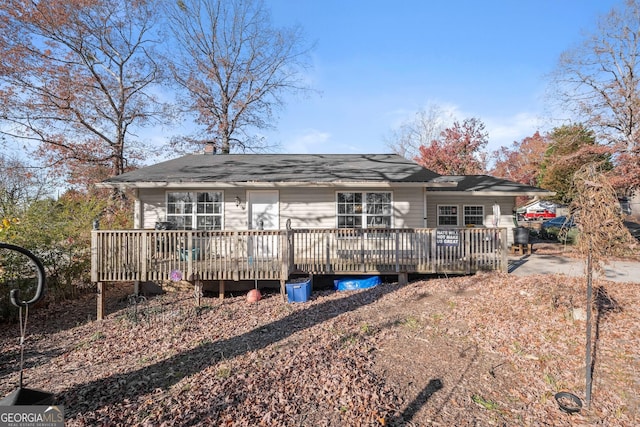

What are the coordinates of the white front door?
(248, 190, 279, 230)
(248, 190, 279, 260)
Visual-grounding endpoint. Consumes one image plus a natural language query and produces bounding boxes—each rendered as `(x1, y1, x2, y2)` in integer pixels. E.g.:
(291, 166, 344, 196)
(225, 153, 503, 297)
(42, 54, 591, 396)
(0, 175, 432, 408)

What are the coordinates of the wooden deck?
(91, 227, 508, 283)
(90, 227, 507, 320)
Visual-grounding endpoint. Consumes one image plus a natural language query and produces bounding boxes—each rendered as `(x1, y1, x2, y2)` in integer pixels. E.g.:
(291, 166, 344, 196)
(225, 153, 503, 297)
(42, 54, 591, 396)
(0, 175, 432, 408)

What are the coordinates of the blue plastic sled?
(334, 276, 381, 291)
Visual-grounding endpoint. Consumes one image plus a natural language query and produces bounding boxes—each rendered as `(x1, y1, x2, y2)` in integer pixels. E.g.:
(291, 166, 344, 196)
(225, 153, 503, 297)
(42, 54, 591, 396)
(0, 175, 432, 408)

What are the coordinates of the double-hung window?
(464, 205, 484, 226)
(337, 192, 392, 229)
(437, 205, 458, 226)
(166, 191, 223, 230)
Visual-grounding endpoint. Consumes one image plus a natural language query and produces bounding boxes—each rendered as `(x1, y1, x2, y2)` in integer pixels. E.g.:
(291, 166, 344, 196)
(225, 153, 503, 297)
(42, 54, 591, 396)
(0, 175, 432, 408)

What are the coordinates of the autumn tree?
(491, 131, 549, 187)
(164, 0, 313, 154)
(385, 104, 454, 160)
(414, 117, 489, 175)
(549, 0, 640, 192)
(539, 124, 612, 204)
(0, 0, 169, 187)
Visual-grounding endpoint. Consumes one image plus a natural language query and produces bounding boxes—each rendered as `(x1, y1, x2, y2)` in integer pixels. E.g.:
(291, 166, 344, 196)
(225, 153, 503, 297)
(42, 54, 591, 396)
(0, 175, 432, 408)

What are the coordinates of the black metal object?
(1, 387, 54, 406)
(555, 391, 582, 414)
(1, 243, 46, 308)
(0, 242, 55, 406)
(513, 226, 530, 245)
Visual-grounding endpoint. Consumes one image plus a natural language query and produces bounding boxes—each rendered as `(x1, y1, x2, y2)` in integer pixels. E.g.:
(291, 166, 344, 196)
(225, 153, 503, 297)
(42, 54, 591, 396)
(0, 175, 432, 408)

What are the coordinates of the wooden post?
(395, 232, 400, 272)
(90, 230, 98, 283)
(219, 280, 225, 300)
(194, 279, 202, 307)
(360, 230, 365, 272)
(97, 282, 104, 321)
(233, 231, 239, 281)
(398, 272, 408, 286)
(465, 229, 471, 274)
(187, 230, 193, 280)
(430, 230, 437, 273)
(140, 230, 148, 281)
(281, 232, 289, 300)
(287, 229, 295, 271)
(325, 233, 331, 273)
(500, 228, 508, 273)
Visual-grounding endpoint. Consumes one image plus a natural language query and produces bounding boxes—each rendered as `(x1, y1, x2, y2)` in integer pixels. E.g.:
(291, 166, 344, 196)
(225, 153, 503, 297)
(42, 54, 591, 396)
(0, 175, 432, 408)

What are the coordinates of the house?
(92, 153, 552, 319)
(99, 153, 551, 233)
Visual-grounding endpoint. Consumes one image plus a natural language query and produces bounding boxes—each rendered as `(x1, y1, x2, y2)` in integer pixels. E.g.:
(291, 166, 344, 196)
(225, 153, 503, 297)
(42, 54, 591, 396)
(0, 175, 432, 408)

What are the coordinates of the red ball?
(247, 289, 262, 303)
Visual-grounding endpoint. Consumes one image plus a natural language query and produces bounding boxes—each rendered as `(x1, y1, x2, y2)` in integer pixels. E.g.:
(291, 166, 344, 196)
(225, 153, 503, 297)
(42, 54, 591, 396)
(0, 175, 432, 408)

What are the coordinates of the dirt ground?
(1, 267, 639, 426)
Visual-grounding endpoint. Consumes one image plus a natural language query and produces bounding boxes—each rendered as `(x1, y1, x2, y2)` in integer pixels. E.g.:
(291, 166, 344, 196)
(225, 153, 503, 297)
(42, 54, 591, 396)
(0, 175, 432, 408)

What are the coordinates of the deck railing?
(91, 227, 508, 283)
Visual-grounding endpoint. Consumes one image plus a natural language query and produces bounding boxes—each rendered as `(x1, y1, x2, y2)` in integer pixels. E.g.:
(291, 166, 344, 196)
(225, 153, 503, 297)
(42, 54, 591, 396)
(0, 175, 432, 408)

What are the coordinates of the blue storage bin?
(286, 278, 312, 303)
(334, 276, 380, 291)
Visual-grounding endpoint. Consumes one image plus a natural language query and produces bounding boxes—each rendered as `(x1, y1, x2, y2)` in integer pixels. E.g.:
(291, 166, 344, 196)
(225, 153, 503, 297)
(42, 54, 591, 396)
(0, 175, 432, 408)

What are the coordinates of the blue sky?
(263, 0, 620, 155)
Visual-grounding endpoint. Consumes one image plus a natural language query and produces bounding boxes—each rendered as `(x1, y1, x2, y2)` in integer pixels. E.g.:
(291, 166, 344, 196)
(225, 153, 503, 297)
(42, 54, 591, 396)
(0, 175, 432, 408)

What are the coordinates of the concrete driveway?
(509, 253, 640, 283)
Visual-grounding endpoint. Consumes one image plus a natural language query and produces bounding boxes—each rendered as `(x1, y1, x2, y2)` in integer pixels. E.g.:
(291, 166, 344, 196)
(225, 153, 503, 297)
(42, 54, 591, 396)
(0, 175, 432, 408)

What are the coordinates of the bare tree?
(0, 0, 169, 185)
(164, 0, 312, 154)
(548, 0, 640, 192)
(385, 105, 453, 160)
(0, 155, 53, 220)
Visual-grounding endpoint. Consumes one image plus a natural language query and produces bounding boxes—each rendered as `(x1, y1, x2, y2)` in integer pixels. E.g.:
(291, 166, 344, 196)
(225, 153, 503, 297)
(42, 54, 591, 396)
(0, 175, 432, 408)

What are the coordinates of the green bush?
(1, 191, 131, 321)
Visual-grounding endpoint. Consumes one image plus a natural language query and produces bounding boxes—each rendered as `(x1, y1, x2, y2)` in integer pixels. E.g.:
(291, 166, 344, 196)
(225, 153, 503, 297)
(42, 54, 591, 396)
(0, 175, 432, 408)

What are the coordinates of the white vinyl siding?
(136, 186, 426, 230)
(279, 188, 336, 229)
(139, 189, 167, 229)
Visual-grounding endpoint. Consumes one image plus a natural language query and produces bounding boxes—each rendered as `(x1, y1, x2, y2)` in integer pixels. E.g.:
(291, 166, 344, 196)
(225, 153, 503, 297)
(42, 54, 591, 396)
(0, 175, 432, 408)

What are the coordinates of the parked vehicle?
(540, 216, 577, 242)
(523, 209, 556, 221)
(542, 216, 639, 243)
(624, 221, 640, 241)
(517, 200, 559, 221)
(619, 197, 632, 216)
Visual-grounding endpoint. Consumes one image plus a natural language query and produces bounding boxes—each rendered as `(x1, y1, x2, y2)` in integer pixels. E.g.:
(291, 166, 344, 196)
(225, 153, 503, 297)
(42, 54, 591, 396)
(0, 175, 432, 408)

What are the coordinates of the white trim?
(247, 190, 279, 230)
(463, 204, 484, 226)
(437, 204, 459, 227)
(164, 190, 225, 230)
(335, 190, 394, 229)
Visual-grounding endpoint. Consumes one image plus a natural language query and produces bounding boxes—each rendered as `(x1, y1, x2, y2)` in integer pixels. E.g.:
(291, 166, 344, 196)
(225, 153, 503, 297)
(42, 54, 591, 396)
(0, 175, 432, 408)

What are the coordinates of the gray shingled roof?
(428, 175, 553, 195)
(99, 153, 554, 196)
(101, 153, 442, 185)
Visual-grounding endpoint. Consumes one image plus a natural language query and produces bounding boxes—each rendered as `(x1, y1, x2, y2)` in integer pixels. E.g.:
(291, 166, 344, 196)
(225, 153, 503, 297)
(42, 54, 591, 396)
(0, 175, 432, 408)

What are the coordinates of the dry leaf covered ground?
(1, 261, 639, 426)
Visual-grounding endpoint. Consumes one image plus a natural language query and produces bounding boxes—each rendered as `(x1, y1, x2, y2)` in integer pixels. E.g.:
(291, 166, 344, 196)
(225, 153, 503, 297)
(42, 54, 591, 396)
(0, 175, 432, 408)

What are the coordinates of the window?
(437, 205, 458, 226)
(166, 191, 223, 230)
(337, 192, 392, 229)
(464, 205, 484, 226)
